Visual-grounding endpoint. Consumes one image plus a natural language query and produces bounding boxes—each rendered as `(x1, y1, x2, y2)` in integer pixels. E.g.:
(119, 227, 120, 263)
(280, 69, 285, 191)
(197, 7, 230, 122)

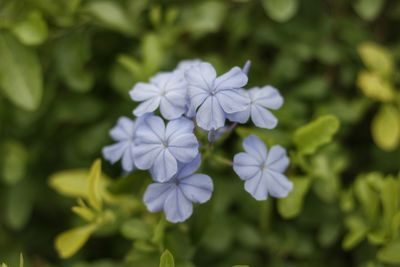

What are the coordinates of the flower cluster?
(103, 60, 293, 223)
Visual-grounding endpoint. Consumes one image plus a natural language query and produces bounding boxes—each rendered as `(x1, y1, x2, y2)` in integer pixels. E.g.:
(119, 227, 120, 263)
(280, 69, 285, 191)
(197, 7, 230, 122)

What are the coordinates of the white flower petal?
(133, 143, 163, 170)
(244, 171, 269, 201)
(243, 135, 267, 162)
(159, 96, 186, 120)
(168, 134, 199, 163)
(152, 149, 178, 182)
(129, 82, 160, 101)
(176, 154, 201, 178)
(109, 117, 136, 141)
(135, 115, 165, 143)
(250, 105, 278, 129)
(266, 145, 290, 173)
(214, 66, 248, 91)
(165, 117, 195, 141)
(196, 96, 225, 130)
(179, 174, 213, 204)
(102, 142, 128, 164)
(143, 183, 174, 212)
(133, 97, 161, 117)
(121, 144, 135, 172)
(185, 62, 216, 92)
(253, 86, 283, 110)
(265, 170, 293, 198)
(164, 188, 193, 223)
(233, 152, 261, 180)
(216, 89, 250, 114)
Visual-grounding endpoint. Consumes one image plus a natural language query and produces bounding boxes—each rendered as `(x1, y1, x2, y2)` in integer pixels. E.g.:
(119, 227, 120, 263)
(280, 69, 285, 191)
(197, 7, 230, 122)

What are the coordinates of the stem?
(213, 155, 233, 166)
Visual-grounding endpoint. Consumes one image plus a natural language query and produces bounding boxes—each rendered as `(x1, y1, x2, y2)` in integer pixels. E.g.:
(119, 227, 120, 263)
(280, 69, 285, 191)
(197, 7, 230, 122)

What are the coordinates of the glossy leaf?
(377, 238, 400, 264)
(357, 71, 395, 102)
(262, 0, 298, 22)
(342, 215, 368, 250)
(159, 250, 175, 267)
(11, 11, 48, 45)
(371, 105, 400, 151)
(293, 115, 340, 155)
(0, 32, 43, 111)
(358, 42, 393, 77)
(88, 159, 103, 211)
(55, 224, 97, 259)
(278, 177, 311, 219)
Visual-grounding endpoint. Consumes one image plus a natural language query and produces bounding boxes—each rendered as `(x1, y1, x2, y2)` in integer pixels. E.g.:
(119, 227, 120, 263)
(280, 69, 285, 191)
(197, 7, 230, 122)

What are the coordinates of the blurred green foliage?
(1, 0, 400, 267)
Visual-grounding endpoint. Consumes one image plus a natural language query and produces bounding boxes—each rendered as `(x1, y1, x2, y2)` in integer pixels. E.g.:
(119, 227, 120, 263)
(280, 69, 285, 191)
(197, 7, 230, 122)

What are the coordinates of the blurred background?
(1, 0, 400, 266)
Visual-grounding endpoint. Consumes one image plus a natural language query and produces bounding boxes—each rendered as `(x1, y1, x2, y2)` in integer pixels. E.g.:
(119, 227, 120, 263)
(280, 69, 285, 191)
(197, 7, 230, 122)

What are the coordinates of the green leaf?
(357, 71, 395, 102)
(5, 180, 34, 230)
(88, 159, 103, 211)
(377, 238, 400, 264)
(278, 177, 311, 219)
(381, 177, 399, 236)
(293, 115, 340, 155)
(354, 0, 385, 21)
(71, 205, 95, 222)
(84, 1, 133, 35)
(358, 42, 393, 77)
(55, 224, 96, 259)
(142, 33, 164, 76)
(354, 175, 379, 225)
(0, 141, 28, 185)
(11, 11, 48, 46)
(342, 215, 368, 250)
(262, 0, 298, 22)
(159, 250, 175, 267)
(371, 105, 400, 151)
(120, 219, 153, 241)
(0, 31, 43, 111)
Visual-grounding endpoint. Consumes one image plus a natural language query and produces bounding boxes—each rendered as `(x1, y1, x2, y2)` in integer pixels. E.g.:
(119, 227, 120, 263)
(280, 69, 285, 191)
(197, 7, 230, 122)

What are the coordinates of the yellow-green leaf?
(358, 42, 393, 76)
(342, 215, 368, 250)
(278, 177, 311, 219)
(88, 159, 103, 211)
(71, 206, 95, 222)
(262, 0, 298, 22)
(354, 175, 379, 225)
(381, 177, 399, 236)
(55, 224, 96, 259)
(357, 71, 395, 102)
(19, 254, 23, 267)
(159, 250, 175, 267)
(371, 105, 400, 151)
(2, 263, 8, 267)
(11, 11, 48, 46)
(377, 238, 400, 264)
(293, 115, 340, 155)
(353, 0, 385, 21)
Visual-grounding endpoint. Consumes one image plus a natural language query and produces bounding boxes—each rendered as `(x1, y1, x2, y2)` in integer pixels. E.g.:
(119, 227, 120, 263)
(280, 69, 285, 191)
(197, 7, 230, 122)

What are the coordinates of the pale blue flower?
(130, 72, 187, 120)
(227, 86, 283, 129)
(233, 135, 292, 200)
(102, 116, 142, 172)
(242, 60, 251, 75)
(185, 62, 249, 131)
(175, 59, 203, 73)
(143, 155, 213, 223)
(133, 115, 199, 182)
(208, 126, 228, 143)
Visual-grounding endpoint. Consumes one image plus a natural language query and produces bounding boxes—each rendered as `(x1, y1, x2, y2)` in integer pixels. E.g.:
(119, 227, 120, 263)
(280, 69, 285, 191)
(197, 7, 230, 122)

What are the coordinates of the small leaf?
(354, 0, 385, 21)
(2, 263, 8, 267)
(293, 115, 340, 155)
(354, 175, 379, 225)
(19, 254, 23, 267)
(342, 215, 368, 250)
(358, 42, 393, 77)
(0, 141, 28, 185)
(88, 159, 103, 211)
(142, 33, 164, 76)
(377, 238, 400, 264)
(371, 105, 400, 151)
(357, 71, 395, 102)
(55, 224, 96, 259)
(262, 0, 298, 22)
(278, 177, 311, 219)
(71, 205, 95, 222)
(159, 250, 175, 267)
(11, 11, 48, 45)
(381, 177, 399, 236)
(5, 180, 34, 230)
(0, 31, 43, 111)
(120, 219, 153, 241)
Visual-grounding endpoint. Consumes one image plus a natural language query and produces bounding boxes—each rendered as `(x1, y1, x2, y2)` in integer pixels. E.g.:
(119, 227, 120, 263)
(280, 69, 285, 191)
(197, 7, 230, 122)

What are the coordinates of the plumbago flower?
(233, 135, 293, 200)
(130, 71, 187, 120)
(185, 62, 249, 131)
(133, 115, 199, 182)
(143, 155, 213, 223)
(102, 116, 141, 172)
(227, 86, 284, 129)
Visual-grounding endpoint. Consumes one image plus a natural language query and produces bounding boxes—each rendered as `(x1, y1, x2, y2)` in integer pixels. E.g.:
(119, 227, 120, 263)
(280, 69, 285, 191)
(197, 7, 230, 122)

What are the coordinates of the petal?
(266, 145, 289, 173)
(143, 183, 174, 212)
(165, 117, 195, 142)
(185, 62, 216, 92)
(196, 96, 225, 131)
(250, 105, 278, 129)
(243, 135, 267, 162)
(109, 117, 135, 141)
(168, 134, 199, 163)
(121, 144, 135, 172)
(159, 96, 186, 120)
(133, 97, 161, 117)
(253, 86, 283, 110)
(152, 149, 178, 182)
(216, 89, 250, 114)
(176, 59, 202, 72)
(129, 82, 160, 101)
(242, 60, 251, 75)
(226, 108, 251, 123)
(133, 143, 163, 170)
(102, 142, 128, 164)
(215, 66, 248, 91)
(179, 174, 213, 203)
(163, 188, 193, 223)
(265, 170, 293, 198)
(176, 154, 201, 178)
(244, 171, 269, 201)
(233, 152, 261, 180)
(135, 115, 165, 144)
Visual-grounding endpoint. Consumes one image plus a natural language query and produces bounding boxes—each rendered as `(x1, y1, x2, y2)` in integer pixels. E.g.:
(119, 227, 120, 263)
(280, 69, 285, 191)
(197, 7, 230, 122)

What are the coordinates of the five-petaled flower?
(185, 62, 249, 131)
(227, 86, 283, 129)
(130, 72, 187, 120)
(143, 155, 213, 223)
(102, 116, 141, 172)
(133, 115, 199, 182)
(233, 135, 293, 200)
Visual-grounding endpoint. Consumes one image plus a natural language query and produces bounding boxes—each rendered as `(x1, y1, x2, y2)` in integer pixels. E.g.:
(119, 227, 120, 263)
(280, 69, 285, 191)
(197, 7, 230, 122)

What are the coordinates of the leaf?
(0, 31, 43, 111)
(381, 177, 399, 236)
(357, 71, 395, 102)
(142, 33, 164, 76)
(19, 254, 23, 267)
(342, 215, 368, 250)
(55, 224, 96, 259)
(293, 115, 340, 155)
(371, 105, 400, 151)
(49, 169, 109, 199)
(354, 175, 379, 225)
(278, 177, 311, 219)
(377, 238, 400, 264)
(354, 0, 385, 21)
(11, 11, 48, 45)
(358, 42, 393, 77)
(71, 205, 95, 222)
(262, 0, 299, 22)
(159, 250, 175, 267)
(0, 141, 28, 185)
(120, 219, 153, 241)
(83, 1, 133, 35)
(5, 180, 34, 230)
(88, 159, 103, 211)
